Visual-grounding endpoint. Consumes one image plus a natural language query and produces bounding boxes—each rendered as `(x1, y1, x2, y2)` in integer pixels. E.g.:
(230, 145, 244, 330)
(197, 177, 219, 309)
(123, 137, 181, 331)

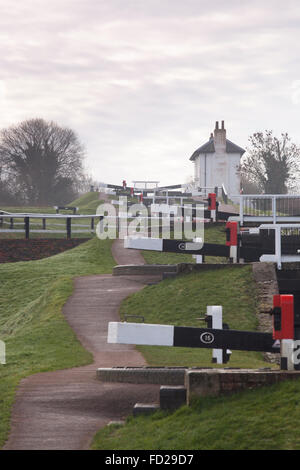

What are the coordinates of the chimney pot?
(213, 120, 226, 149)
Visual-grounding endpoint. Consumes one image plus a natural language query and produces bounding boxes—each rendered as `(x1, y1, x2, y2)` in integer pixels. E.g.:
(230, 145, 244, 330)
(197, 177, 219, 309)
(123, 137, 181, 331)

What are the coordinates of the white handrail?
(230, 194, 300, 225)
(259, 223, 300, 269)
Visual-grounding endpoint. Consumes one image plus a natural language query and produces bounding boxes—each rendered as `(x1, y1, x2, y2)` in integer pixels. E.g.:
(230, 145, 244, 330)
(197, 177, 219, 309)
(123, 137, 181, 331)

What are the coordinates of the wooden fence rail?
(0, 213, 103, 239)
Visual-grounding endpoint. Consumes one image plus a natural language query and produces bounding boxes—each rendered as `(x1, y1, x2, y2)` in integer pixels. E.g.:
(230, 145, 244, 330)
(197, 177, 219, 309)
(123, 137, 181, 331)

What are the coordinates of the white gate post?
(275, 225, 282, 269)
(240, 196, 244, 226)
(206, 306, 231, 364)
(272, 196, 277, 224)
(0, 340, 6, 365)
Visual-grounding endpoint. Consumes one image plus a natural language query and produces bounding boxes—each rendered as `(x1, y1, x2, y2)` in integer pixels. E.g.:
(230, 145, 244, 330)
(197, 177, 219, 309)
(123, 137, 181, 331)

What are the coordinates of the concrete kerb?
(113, 264, 177, 276)
(176, 263, 252, 274)
(97, 367, 300, 408)
(113, 263, 252, 277)
(184, 368, 300, 405)
(97, 367, 186, 385)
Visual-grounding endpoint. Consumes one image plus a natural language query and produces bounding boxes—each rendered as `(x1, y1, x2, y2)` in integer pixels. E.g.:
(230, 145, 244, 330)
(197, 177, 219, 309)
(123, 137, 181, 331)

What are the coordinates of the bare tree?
(0, 166, 22, 204)
(0, 118, 85, 205)
(240, 174, 262, 194)
(241, 130, 300, 194)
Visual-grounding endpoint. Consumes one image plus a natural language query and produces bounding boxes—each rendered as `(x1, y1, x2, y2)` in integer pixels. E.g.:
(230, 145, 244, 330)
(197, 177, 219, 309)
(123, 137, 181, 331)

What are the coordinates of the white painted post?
(281, 339, 294, 370)
(0, 340, 5, 365)
(193, 237, 202, 264)
(206, 306, 231, 364)
(207, 306, 223, 364)
(240, 196, 244, 226)
(275, 225, 282, 270)
(230, 245, 238, 263)
(193, 255, 203, 264)
(272, 196, 277, 224)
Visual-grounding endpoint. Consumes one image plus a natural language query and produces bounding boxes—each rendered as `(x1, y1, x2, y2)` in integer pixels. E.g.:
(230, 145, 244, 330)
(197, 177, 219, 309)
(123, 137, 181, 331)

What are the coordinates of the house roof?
(189, 138, 245, 161)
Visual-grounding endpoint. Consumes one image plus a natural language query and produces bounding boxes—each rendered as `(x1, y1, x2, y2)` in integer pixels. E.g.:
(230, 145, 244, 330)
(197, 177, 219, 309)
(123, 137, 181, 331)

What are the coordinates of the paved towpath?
(3, 216, 160, 450)
(218, 202, 238, 214)
(7, 190, 235, 450)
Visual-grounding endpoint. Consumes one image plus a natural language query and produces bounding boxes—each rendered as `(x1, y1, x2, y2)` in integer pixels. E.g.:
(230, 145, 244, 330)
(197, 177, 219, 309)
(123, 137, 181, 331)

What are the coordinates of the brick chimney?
(214, 120, 226, 152)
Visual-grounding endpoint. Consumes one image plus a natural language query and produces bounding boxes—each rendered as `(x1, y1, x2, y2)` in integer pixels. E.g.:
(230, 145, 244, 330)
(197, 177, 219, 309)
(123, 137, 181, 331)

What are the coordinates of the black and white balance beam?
(124, 237, 203, 253)
(124, 236, 230, 258)
(107, 322, 280, 353)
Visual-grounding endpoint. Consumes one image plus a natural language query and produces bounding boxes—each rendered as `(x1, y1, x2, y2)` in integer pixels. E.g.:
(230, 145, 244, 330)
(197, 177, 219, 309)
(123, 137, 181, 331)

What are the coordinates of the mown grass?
(0, 193, 284, 450)
(91, 379, 300, 450)
(0, 237, 115, 448)
(0, 191, 102, 215)
(69, 191, 103, 213)
(0, 206, 57, 214)
(91, 264, 294, 451)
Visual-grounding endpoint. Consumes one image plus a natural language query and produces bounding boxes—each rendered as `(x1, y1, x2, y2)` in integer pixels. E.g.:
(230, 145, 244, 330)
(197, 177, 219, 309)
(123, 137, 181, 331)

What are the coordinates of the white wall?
(194, 152, 241, 197)
(227, 153, 241, 198)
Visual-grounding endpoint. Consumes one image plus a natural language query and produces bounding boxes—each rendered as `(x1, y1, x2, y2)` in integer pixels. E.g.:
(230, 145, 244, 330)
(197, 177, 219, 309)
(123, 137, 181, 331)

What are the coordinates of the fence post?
(159, 212, 163, 239)
(207, 306, 228, 364)
(240, 196, 244, 226)
(193, 237, 203, 264)
(272, 196, 277, 224)
(222, 184, 228, 204)
(24, 217, 30, 239)
(66, 218, 71, 239)
(275, 226, 282, 269)
(0, 340, 5, 364)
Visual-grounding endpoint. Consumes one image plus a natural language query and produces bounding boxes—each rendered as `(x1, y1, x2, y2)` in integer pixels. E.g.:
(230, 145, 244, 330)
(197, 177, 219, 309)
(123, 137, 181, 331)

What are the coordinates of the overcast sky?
(1, 0, 300, 187)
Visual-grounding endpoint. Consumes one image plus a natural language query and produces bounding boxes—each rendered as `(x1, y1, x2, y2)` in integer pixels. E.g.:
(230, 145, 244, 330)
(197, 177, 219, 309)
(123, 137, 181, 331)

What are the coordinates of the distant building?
(189, 121, 245, 197)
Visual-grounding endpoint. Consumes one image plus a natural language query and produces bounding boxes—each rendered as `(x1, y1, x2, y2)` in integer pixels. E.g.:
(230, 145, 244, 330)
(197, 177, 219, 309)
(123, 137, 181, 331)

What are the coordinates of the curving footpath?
(3, 237, 160, 450)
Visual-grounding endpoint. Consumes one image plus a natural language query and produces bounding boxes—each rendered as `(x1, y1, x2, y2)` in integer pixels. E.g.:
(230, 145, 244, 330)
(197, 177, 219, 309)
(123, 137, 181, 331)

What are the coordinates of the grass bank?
(0, 192, 103, 239)
(92, 264, 290, 451)
(91, 379, 300, 450)
(69, 191, 103, 213)
(119, 265, 272, 368)
(0, 237, 115, 448)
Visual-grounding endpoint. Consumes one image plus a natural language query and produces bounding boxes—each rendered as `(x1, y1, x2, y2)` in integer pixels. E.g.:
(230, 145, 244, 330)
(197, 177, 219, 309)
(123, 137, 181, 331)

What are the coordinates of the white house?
(189, 121, 245, 197)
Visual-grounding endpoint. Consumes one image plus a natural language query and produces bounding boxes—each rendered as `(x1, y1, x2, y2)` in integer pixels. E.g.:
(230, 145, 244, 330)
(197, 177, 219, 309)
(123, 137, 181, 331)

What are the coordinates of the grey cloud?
(0, 0, 300, 185)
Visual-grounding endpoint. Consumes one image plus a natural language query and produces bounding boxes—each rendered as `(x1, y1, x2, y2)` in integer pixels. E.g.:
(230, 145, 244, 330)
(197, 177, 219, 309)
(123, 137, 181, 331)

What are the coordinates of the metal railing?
(191, 186, 222, 197)
(258, 223, 300, 269)
(221, 184, 228, 204)
(229, 194, 300, 225)
(0, 213, 102, 239)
